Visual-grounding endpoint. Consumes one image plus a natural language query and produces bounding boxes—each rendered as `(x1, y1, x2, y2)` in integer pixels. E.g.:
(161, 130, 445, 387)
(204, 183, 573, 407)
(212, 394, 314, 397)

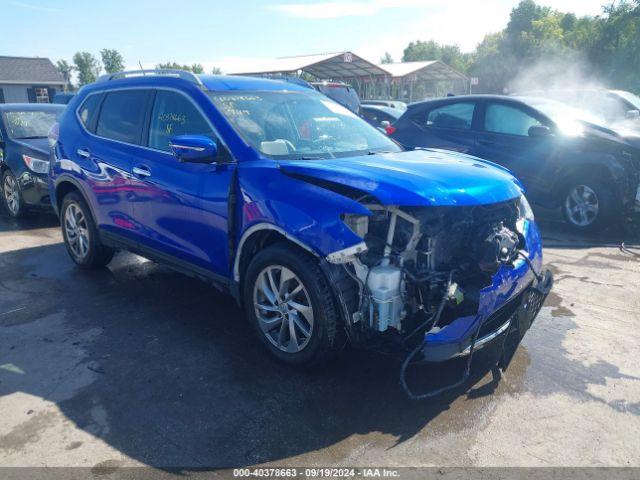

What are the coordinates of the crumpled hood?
(278, 149, 522, 206)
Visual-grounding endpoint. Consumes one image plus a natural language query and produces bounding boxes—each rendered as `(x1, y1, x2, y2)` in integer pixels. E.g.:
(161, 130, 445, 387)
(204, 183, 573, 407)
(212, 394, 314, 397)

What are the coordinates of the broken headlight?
(516, 195, 534, 233)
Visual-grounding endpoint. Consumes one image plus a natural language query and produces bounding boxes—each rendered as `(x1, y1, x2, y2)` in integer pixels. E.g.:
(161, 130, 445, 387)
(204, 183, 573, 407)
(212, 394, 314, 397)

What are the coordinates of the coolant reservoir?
(367, 265, 404, 332)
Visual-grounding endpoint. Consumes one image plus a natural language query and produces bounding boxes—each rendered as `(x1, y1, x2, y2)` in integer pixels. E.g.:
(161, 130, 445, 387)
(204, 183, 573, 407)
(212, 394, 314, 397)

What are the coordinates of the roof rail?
(96, 69, 204, 87)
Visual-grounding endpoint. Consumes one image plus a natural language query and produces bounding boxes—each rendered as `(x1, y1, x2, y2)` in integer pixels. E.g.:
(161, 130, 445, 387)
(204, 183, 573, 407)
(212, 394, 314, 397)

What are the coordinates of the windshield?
(615, 90, 640, 110)
(208, 91, 401, 159)
(3, 109, 62, 139)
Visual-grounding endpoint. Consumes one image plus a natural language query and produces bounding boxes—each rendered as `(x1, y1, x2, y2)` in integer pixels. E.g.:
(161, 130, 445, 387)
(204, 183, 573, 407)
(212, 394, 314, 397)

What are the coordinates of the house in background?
(0, 56, 65, 104)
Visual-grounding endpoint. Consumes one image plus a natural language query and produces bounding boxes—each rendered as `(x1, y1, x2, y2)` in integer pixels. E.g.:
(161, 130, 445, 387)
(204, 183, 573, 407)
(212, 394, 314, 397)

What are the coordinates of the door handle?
(77, 148, 90, 158)
(132, 166, 151, 178)
(478, 139, 495, 146)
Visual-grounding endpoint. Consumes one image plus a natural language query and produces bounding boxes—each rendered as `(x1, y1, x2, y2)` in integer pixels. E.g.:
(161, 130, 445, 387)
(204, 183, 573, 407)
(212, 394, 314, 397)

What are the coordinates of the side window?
(485, 103, 542, 136)
(77, 94, 103, 132)
(426, 103, 474, 130)
(96, 90, 151, 145)
(148, 90, 214, 152)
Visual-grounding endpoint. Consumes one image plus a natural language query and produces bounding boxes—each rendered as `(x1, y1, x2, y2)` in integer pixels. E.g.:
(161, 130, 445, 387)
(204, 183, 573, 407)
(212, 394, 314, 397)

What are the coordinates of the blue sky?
(3, 0, 606, 73)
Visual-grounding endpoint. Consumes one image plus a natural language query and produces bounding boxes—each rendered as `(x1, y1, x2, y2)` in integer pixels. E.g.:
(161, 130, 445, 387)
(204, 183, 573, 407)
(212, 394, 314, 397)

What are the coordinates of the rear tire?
(561, 176, 618, 232)
(243, 243, 342, 366)
(2, 170, 26, 218)
(61, 192, 114, 269)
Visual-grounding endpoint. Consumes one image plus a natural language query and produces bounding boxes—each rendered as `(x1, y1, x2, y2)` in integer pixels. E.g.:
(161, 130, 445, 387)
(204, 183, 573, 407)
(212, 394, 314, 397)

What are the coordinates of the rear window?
(96, 90, 151, 145)
(426, 103, 474, 129)
(315, 85, 360, 114)
(2, 110, 62, 139)
(78, 94, 102, 132)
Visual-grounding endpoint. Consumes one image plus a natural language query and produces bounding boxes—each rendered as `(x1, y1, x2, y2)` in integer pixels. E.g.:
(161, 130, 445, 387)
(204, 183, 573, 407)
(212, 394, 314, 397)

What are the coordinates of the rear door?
(130, 89, 236, 277)
(474, 100, 555, 201)
(394, 101, 479, 154)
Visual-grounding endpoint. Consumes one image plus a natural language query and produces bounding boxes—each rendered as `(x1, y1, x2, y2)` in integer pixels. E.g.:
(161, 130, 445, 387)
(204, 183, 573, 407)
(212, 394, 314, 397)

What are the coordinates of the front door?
(130, 89, 235, 277)
(474, 101, 556, 203)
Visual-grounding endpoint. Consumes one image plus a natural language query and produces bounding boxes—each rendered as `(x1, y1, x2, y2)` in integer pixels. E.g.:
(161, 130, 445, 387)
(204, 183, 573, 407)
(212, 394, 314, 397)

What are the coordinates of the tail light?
(385, 125, 397, 136)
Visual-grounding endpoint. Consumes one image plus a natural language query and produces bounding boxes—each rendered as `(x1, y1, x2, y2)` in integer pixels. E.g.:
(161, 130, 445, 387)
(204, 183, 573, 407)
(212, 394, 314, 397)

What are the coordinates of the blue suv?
(49, 71, 551, 396)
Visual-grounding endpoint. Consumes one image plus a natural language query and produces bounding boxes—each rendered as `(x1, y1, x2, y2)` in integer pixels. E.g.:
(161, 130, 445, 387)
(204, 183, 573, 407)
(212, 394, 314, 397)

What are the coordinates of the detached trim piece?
(325, 242, 368, 264)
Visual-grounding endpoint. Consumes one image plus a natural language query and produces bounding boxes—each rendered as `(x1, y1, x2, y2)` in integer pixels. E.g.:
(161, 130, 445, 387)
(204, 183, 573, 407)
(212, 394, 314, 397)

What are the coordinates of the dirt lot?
(0, 210, 639, 470)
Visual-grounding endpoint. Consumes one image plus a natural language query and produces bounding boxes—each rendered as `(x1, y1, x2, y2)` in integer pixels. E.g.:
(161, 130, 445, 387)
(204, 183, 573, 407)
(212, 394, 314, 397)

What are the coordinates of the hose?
(400, 305, 487, 400)
(401, 270, 453, 345)
(399, 270, 490, 400)
(516, 250, 543, 283)
(620, 242, 640, 258)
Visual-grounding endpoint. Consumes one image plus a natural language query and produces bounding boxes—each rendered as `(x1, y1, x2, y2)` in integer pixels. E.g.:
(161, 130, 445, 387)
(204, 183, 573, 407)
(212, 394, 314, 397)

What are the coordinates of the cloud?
(270, 0, 424, 19)
(10, 1, 61, 12)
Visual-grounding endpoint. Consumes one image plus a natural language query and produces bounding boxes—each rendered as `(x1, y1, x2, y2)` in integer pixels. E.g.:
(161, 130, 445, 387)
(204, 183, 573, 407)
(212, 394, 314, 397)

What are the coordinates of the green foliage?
(380, 52, 394, 64)
(402, 40, 470, 72)
(211, 66, 223, 74)
(100, 49, 124, 74)
(156, 62, 204, 74)
(73, 52, 101, 86)
(56, 59, 74, 91)
(403, 0, 640, 94)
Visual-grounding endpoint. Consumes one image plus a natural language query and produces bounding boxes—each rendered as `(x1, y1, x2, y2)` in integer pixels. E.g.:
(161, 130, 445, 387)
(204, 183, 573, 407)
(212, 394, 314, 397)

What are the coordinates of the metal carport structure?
(228, 51, 469, 102)
(375, 60, 469, 102)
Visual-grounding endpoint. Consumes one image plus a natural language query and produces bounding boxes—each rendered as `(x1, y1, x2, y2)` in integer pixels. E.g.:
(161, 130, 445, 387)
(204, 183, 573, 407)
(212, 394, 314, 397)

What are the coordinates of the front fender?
(234, 160, 371, 278)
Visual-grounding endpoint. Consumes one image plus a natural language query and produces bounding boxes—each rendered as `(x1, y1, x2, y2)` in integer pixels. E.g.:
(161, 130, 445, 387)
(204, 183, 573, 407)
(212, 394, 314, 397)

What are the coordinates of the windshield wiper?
(367, 150, 393, 155)
(15, 135, 47, 140)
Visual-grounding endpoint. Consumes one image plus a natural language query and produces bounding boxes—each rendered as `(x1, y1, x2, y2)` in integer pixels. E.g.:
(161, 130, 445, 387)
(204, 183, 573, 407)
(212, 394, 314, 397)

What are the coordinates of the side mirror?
(380, 120, 391, 129)
(528, 125, 552, 137)
(626, 110, 640, 120)
(169, 134, 217, 164)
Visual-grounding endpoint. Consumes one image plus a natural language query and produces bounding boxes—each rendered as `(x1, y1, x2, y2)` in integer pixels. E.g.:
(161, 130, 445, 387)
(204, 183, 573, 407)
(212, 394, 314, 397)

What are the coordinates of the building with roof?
(229, 51, 468, 103)
(0, 56, 66, 104)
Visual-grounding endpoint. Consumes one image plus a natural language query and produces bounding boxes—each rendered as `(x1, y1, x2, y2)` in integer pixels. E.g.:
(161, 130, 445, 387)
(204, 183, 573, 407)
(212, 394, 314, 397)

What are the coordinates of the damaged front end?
(324, 195, 552, 399)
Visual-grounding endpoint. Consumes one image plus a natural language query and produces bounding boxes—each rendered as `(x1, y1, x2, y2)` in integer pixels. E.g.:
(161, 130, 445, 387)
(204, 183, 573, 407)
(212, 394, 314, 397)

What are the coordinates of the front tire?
(2, 170, 26, 218)
(243, 243, 342, 366)
(61, 192, 115, 269)
(562, 177, 617, 232)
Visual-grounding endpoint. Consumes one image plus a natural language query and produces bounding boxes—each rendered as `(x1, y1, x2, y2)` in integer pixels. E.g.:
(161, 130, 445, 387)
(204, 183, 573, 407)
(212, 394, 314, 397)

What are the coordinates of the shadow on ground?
(0, 211, 638, 468)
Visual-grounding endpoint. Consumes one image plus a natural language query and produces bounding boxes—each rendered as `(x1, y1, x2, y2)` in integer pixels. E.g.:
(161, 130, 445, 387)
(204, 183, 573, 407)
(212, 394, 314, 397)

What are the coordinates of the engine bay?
(339, 198, 527, 346)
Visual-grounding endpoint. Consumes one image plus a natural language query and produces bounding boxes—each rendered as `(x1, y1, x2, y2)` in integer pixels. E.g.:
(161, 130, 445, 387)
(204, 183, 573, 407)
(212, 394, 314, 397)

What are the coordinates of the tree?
(100, 49, 124, 74)
(73, 52, 101, 86)
(156, 62, 204, 73)
(380, 52, 393, 64)
(211, 66, 223, 74)
(402, 40, 470, 72)
(56, 59, 74, 91)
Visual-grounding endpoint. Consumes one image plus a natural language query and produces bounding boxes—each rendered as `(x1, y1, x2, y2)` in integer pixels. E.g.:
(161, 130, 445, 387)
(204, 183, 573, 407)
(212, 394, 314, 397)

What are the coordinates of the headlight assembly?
(22, 154, 49, 174)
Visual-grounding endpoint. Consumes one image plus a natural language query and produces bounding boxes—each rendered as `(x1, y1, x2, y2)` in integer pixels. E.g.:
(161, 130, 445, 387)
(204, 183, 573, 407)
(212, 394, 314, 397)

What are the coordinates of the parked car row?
(386, 94, 640, 231)
(0, 103, 65, 217)
(1, 69, 548, 398)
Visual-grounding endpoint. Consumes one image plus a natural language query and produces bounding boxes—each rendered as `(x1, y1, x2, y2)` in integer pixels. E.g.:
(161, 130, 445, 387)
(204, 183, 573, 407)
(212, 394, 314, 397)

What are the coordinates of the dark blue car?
(0, 103, 64, 217)
(388, 95, 640, 231)
(49, 71, 551, 397)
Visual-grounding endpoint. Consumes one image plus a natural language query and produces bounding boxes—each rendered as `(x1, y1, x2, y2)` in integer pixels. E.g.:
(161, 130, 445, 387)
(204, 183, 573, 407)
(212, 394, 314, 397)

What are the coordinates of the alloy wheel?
(565, 185, 599, 227)
(64, 203, 90, 260)
(3, 175, 20, 216)
(253, 265, 314, 353)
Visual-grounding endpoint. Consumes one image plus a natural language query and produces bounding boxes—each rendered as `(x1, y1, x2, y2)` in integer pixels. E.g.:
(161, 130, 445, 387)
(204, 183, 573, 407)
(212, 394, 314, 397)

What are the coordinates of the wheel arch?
(234, 223, 319, 285)
(553, 163, 617, 202)
(54, 176, 99, 223)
